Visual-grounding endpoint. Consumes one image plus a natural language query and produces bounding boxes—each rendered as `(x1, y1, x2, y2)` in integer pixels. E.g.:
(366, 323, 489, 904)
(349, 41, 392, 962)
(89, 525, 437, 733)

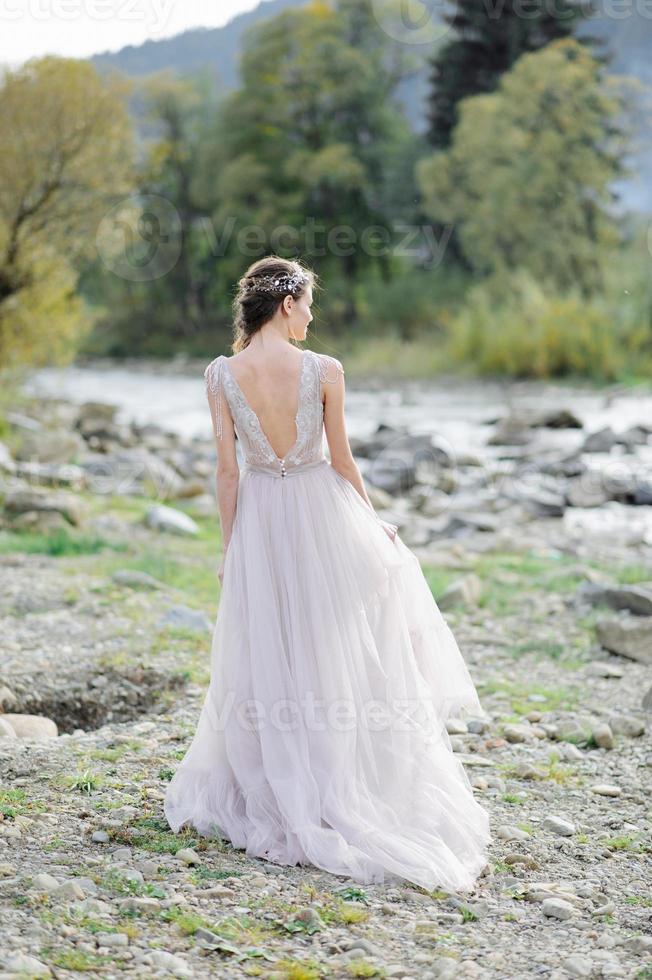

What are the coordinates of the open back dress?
(163, 348, 491, 892)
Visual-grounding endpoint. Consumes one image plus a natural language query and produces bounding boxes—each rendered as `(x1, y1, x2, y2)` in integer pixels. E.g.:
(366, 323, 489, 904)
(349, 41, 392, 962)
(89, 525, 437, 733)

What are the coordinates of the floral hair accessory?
(247, 268, 308, 295)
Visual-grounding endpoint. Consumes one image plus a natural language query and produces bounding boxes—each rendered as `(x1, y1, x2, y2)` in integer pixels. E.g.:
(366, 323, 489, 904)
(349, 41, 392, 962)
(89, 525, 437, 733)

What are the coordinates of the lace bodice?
(204, 349, 344, 475)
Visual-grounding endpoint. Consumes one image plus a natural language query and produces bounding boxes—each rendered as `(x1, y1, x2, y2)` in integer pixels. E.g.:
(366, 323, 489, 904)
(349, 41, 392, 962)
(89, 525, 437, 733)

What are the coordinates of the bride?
(164, 256, 491, 892)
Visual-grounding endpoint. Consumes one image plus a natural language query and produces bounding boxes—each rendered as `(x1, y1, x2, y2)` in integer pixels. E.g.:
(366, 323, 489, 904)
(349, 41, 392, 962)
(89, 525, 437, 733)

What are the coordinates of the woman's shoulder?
(306, 349, 345, 382)
(203, 354, 229, 395)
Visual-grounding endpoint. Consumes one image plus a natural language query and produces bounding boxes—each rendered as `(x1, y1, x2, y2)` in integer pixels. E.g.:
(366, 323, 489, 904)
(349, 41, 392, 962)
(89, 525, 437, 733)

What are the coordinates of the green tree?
(137, 71, 215, 336)
(0, 56, 136, 367)
(198, 0, 414, 327)
(426, 0, 601, 151)
(81, 71, 224, 356)
(417, 40, 625, 297)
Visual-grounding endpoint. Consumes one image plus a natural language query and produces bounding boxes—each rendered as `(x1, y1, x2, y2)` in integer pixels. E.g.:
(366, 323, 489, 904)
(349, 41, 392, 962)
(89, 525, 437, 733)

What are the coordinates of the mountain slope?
(91, 0, 310, 91)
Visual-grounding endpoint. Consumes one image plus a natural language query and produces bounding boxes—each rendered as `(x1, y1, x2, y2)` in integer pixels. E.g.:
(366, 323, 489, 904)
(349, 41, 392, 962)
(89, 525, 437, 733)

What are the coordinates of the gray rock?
(562, 954, 593, 977)
(1, 953, 51, 977)
(147, 950, 193, 977)
(543, 815, 576, 837)
(157, 604, 212, 633)
(590, 784, 622, 797)
(592, 901, 615, 917)
(14, 460, 86, 489)
(557, 742, 585, 761)
(96, 932, 128, 947)
(118, 896, 161, 913)
(51, 880, 86, 902)
(554, 718, 591, 745)
(3, 488, 85, 526)
(0, 718, 16, 738)
(112, 569, 163, 590)
(596, 615, 652, 663)
(592, 722, 614, 749)
(144, 503, 199, 536)
(582, 426, 618, 453)
(438, 574, 483, 610)
(531, 408, 583, 429)
(503, 723, 532, 743)
(495, 825, 530, 842)
(30, 873, 60, 891)
(608, 712, 645, 737)
(467, 717, 490, 734)
(0, 714, 57, 740)
(16, 429, 85, 464)
(578, 583, 652, 616)
(566, 479, 610, 508)
(622, 935, 652, 954)
(585, 660, 624, 679)
(76, 401, 118, 424)
(542, 897, 574, 920)
(445, 717, 469, 735)
(366, 454, 419, 495)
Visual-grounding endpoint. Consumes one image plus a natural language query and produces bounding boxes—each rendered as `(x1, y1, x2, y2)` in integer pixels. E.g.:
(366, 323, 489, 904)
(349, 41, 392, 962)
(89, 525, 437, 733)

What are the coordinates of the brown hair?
(231, 255, 319, 353)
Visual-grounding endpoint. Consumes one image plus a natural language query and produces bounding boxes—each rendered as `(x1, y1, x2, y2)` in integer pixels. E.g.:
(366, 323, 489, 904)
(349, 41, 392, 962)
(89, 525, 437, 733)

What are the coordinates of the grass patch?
(602, 834, 651, 854)
(625, 895, 652, 907)
(192, 866, 245, 884)
(459, 903, 478, 923)
(0, 788, 46, 819)
(161, 907, 211, 936)
(48, 948, 109, 971)
(333, 885, 370, 904)
(59, 769, 104, 795)
(97, 868, 166, 900)
(346, 962, 385, 977)
(266, 959, 325, 980)
(318, 898, 370, 926)
(478, 678, 578, 714)
(107, 815, 220, 856)
(211, 913, 277, 947)
(0, 527, 126, 556)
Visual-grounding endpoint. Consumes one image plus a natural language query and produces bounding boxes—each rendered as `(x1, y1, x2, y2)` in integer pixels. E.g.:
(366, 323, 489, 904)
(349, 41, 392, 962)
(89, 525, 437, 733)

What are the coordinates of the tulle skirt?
(163, 458, 491, 892)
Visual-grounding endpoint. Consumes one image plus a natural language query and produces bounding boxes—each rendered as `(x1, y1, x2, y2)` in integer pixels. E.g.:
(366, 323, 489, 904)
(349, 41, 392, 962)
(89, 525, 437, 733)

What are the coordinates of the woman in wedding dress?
(164, 256, 491, 892)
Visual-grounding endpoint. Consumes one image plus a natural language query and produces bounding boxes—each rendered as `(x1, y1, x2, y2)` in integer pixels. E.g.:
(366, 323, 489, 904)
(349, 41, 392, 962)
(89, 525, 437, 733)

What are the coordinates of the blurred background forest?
(1, 0, 652, 382)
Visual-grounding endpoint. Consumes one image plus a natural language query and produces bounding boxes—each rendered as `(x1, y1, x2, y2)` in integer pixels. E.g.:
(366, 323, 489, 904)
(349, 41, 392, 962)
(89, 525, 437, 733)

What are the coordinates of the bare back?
(227, 347, 306, 461)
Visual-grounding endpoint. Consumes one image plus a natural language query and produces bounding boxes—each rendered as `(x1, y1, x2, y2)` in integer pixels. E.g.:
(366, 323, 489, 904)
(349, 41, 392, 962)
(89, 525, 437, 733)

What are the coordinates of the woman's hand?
(379, 519, 399, 542)
(217, 552, 226, 586)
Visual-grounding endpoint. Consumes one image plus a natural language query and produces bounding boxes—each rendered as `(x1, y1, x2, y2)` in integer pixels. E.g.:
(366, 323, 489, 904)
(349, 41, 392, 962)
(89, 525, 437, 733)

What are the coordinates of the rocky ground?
(0, 391, 651, 979)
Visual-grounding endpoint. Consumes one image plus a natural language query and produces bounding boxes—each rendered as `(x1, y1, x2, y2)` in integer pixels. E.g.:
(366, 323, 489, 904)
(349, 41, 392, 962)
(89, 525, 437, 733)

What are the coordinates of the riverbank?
(0, 381, 651, 978)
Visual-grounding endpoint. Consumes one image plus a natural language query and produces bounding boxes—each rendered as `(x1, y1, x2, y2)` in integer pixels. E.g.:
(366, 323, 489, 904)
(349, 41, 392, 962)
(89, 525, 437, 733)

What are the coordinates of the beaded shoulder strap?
(314, 352, 344, 384)
(204, 355, 226, 439)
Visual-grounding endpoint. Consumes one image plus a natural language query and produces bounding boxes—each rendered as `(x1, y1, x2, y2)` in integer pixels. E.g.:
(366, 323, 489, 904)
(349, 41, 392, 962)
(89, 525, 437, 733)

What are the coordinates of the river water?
(30, 362, 652, 544)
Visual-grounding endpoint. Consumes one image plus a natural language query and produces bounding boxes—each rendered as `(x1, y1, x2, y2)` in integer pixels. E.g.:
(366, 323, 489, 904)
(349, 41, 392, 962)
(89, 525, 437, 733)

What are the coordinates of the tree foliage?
(426, 0, 601, 150)
(417, 40, 625, 296)
(198, 0, 413, 324)
(0, 56, 136, 367)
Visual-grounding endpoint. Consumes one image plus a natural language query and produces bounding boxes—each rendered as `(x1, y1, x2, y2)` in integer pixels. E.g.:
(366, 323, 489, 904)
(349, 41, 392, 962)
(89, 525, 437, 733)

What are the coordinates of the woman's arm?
(205, 369, 239, 554)
(322, 359, 396, 539)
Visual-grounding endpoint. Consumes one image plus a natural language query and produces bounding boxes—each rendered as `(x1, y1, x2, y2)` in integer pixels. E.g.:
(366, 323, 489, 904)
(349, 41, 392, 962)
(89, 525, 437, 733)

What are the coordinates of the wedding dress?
(164, 348, 491, 892)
